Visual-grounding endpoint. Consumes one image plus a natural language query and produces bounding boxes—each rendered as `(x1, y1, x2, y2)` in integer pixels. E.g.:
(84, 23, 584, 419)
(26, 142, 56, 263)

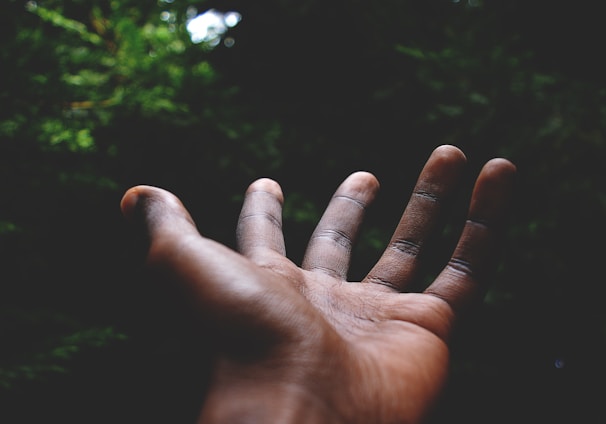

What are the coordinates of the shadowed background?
(1, 0, 605, 422)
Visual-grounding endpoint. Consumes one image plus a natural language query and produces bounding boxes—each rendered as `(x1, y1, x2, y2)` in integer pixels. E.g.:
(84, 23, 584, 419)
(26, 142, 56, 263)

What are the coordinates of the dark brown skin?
(121, 145, 516, 423)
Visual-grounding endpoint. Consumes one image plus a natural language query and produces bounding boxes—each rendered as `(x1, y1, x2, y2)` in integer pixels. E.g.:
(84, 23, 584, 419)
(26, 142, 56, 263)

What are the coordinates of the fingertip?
(431, 145, 467, 164)
(475, 158, 517, 198)
(120, 185, 164, 220)
(120, 186, 143, 221)
(343, 171, 381, 195)
(483, 158, 517, 178)
(246, 178, 284, 204)
(418, 145, 467, 191)
(120, 185, 195, 228)
(467, 158, 518, 229)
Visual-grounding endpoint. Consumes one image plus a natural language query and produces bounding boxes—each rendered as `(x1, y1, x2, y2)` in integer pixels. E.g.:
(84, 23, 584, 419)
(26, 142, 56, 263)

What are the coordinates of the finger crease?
(413, 190, 440, 203)
(238, 212, 282, 229)
(390, 239, 421, 257)
(312, 229, 353, 250)
(365, 276, 400, 291)
(332, 195, 367, 209)
(447, 257, 475, 277)
(424, 290, 455, 311)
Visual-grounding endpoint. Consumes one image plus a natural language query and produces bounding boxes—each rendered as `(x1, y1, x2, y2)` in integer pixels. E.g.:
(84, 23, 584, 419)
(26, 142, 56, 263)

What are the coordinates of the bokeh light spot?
(186, 9, 242, 48)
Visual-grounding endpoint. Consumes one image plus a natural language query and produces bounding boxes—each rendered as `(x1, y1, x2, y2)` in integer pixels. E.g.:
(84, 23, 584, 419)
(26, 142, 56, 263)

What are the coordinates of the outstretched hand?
(121, 145, 516, 423)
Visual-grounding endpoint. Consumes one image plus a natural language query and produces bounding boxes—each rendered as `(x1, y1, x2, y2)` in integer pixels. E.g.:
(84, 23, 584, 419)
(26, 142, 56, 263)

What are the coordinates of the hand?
(121, 145, 516, 423)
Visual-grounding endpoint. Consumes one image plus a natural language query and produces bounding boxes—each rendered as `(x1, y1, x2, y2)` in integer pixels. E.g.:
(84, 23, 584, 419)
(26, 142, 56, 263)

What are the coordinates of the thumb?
(120, 185, 240, 297)
(121, 185, 199, 243)
(120, 184, 208, 319)
(120, 186, 308, 350)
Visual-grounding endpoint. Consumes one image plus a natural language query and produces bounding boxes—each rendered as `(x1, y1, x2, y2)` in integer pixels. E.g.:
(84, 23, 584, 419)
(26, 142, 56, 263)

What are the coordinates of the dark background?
(1, 0, 605, 422)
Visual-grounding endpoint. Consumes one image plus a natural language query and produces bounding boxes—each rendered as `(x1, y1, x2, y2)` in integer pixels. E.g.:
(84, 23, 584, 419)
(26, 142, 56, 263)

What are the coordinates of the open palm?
(121, 145, 516, 423)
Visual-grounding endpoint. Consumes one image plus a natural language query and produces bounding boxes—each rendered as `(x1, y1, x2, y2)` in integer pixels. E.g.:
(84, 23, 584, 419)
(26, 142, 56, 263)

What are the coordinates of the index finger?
(236, 178, 286, 260)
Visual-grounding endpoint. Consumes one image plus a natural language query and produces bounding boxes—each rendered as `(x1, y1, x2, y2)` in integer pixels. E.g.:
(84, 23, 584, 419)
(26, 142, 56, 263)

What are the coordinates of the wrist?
(197, 377, 344, 424)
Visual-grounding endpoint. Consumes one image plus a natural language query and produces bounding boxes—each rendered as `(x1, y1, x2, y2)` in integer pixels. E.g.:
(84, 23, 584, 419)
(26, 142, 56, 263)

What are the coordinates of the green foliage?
(0, 307, 126, 390)
(0, 221, 20, 235)
(28, 3, 103, 46)
(1, 0, 606, 422)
